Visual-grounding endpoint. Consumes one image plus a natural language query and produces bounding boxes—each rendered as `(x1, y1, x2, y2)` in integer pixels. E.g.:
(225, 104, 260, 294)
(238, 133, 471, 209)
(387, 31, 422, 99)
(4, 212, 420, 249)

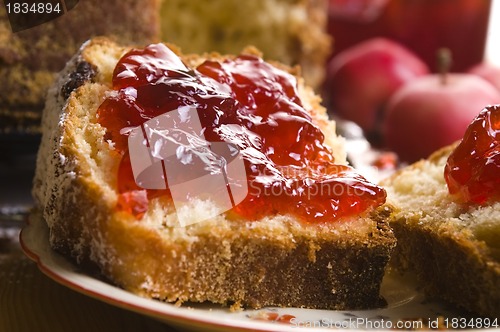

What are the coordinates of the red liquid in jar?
(98, 43, 386, 222)
(445, 105, 500, 204)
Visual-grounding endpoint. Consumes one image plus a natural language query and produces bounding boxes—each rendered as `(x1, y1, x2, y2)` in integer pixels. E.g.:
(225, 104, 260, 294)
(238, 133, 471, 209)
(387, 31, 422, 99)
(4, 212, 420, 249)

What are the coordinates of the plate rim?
(19, 214, 339, 332)
(20, 218, 301, 332)
(19, 213, 497, 332)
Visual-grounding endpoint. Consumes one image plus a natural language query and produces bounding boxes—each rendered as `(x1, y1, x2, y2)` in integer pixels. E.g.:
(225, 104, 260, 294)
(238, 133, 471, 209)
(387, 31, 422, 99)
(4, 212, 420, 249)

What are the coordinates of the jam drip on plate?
(445, 105, 500, 204)
(98, 43, 386, 222)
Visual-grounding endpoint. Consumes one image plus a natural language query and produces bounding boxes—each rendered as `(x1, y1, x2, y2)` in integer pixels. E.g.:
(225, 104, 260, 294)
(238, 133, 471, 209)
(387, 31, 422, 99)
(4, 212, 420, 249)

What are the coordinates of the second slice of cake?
(383, 105, 500, 318)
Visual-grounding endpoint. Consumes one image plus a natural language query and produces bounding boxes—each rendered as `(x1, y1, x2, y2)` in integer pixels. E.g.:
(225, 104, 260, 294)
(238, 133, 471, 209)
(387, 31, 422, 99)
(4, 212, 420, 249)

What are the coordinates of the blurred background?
(324, 0, 500, 168)
(328, 0, 496, 70)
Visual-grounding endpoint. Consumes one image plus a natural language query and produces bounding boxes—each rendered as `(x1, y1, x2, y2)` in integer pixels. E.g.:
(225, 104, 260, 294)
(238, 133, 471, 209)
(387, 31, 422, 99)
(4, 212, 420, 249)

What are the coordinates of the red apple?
(468, 62, 500, 92)
(324, 37, 429, 136)
(383, 74, 500, 163)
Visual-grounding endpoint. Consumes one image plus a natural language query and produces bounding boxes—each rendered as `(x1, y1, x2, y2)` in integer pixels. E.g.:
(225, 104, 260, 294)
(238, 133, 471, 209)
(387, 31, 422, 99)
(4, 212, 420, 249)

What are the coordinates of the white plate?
(20, 214, 485, 331)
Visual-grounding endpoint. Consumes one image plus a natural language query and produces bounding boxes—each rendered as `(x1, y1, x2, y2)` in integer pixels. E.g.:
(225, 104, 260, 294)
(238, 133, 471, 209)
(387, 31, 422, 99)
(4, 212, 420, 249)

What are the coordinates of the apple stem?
(437, 48, 452, 85)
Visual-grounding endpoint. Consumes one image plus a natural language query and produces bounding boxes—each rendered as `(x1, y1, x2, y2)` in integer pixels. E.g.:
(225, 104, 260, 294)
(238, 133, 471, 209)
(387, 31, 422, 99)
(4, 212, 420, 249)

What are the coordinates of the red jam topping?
(97, 43, 386, 222)
(445, 105, 500, 204)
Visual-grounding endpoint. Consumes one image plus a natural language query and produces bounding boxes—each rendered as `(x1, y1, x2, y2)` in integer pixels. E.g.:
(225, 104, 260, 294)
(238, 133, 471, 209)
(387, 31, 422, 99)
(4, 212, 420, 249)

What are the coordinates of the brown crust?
(44, 189, 395, 309)
(390, 219, 500, 317)
(385, 144, 500, 318)
(33, 37, 396, 310)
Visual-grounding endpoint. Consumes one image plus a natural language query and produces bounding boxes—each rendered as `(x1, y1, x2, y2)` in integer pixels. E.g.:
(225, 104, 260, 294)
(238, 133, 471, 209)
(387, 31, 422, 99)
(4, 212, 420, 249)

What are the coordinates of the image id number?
(444, 317, 499, 329)
(6, 2, 61, 14)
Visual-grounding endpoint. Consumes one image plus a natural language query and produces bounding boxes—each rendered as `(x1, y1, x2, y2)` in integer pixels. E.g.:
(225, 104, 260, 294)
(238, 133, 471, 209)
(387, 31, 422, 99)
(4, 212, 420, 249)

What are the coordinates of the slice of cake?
(32, 37, 395, 310)
(384, 105, 500, 318)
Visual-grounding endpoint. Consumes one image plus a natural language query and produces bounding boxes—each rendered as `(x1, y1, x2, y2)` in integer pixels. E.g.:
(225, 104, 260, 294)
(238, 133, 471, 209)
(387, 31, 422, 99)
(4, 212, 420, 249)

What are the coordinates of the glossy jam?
(445, 105, 500, 204)
(98, 43, 386, 222)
